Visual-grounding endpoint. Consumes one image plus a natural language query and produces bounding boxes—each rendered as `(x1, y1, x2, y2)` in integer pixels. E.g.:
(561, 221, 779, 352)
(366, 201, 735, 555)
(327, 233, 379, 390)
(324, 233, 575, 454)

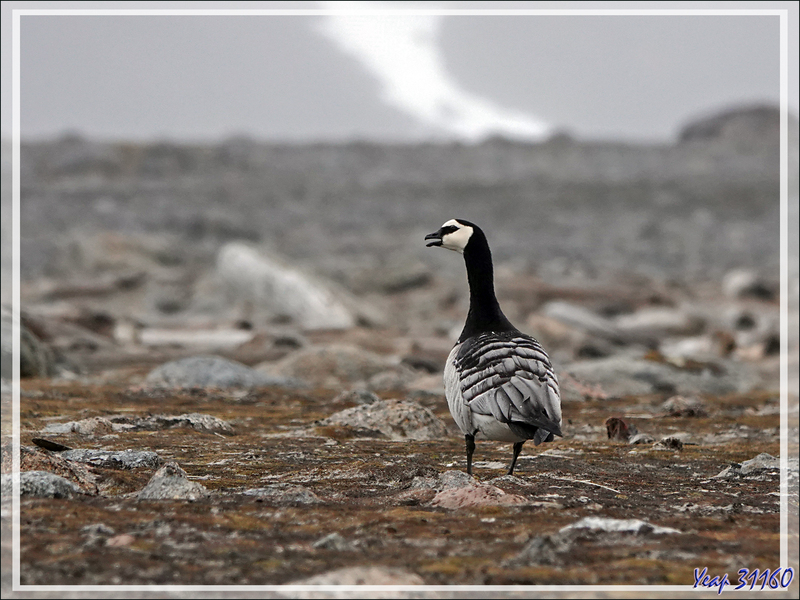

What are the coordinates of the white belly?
(472, 413, 526, 442)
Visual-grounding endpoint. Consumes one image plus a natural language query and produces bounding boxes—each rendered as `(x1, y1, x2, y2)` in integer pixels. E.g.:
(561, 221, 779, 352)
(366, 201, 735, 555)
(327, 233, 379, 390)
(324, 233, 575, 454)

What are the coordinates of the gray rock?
(320, 399, 448, 441)
(366, 366, 416, 391)
(541, 301, 623, 343)
(628, 432, 655, 445)
(331, 389, 381, 405)
(216, 242, 355, 330)
(1, 474, 12, 498)
(722, 269, 776, 300)
(81, 523, 116, 536)
(654, 436, 685, 451)
(137, 462, 211, 501)
(146, 355, 295, 389)
(557, 372, 609, 402)
(18, 319, 56, 378)
(740, 453, 780, 475)
(614, 307, 705, 338)
(659, 334, 732, 361)
(713, 464, 743, 479)
(136, 413, 234, 435)
(241, 484, 320, 505)
(42, 416, 115, 436)
(44, 413, 234, 436)
(438, 470, 476, 489)
(713, 454, 787, 479)
(509, 529, 574, 566)
(261, 344, 398, 388)
(563, 516, 680, 535)
(661, 395, 708, 417)
(16, 471, 83, 498)
(61, 449, 163, 470)
(145, 270, 194, 315)
(565, 355, 758, 397)
(507, 516, 679, 567)
(357, 258, 432, 294)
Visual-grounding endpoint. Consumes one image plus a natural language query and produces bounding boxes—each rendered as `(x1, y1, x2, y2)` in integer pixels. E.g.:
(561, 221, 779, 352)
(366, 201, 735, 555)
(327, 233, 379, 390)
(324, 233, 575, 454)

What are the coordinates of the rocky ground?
(1, 105, 799, 596)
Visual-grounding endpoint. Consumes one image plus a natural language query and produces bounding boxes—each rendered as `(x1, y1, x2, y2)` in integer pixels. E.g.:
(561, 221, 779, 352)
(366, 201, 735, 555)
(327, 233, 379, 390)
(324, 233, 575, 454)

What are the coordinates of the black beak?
(425, 230, 443, 247)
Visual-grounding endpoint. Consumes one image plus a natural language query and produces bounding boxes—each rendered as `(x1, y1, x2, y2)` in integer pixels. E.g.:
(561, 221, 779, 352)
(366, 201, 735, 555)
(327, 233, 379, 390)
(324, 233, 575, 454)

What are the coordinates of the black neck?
(457, 229, 517, 343)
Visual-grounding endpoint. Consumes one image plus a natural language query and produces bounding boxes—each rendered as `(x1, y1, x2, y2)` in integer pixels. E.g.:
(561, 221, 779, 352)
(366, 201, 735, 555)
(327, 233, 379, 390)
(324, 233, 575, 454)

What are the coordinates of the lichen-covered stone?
(320, 399, 448, 441)
(146, 355, 295, 389)
(260, 344, 397, 388)
(17, 471, 83, 498)
(137, 462, 210, 501)
(241, 484, 320, 505)
(61, 449, 163, 470)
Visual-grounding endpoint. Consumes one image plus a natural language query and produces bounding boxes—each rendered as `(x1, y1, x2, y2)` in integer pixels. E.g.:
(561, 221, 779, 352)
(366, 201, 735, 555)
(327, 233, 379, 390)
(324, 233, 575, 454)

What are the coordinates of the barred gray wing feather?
(455, 332, 562, 443)
(444, 344, 473, 435)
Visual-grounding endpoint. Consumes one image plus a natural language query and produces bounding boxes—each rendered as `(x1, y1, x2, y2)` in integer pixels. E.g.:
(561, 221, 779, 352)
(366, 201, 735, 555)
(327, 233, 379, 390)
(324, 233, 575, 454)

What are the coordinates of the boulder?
(565, 354, 759, 397)
(260, 344, 398, 388)
(540, 301, 623, 343)
(320, 399, 448, 441)
(146, 355, 296, 389)
(430, 481, 528, 509)
(614, 307, 705, 338)
(216, 243, 355, 330)
(16, 471, 83, 499)
(42, 416, 115, 436)
(722, 269, 776, 301)
(242, 484, 320, 505)
(137, 462, 210, 501)
(60, 449, 163, 470)
(19, 321, 56, 378)
(506, 517, 679, 567)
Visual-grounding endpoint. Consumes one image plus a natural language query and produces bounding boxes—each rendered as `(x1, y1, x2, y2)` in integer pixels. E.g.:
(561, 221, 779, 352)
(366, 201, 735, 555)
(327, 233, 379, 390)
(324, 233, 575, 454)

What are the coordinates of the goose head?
(425, 219, 475, 254)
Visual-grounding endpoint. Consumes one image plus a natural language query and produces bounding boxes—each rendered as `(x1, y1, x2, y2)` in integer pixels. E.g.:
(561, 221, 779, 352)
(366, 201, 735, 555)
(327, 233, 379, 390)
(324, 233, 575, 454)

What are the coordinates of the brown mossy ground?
(8, 376, 798, 590)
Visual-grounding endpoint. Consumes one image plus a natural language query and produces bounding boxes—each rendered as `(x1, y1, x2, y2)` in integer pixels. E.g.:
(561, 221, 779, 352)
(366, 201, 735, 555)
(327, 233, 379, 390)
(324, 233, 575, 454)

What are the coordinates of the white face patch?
(440, 219, 474, 254)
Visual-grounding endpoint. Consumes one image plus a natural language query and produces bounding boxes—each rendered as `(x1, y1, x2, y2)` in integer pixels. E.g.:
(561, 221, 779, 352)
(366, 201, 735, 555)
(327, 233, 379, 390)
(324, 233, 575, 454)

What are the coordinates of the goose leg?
(465, 434, 476, 475)
(508, 441, 525, 475)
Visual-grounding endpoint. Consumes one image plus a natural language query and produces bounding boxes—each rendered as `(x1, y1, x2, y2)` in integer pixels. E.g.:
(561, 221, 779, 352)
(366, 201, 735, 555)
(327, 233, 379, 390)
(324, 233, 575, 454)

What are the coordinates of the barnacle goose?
(425, 219, 562, 475)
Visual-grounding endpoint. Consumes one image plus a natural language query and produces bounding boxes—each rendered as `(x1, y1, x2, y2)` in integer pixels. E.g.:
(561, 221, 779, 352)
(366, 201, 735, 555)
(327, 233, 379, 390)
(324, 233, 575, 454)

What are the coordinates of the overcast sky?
(2, 1, 798, 143)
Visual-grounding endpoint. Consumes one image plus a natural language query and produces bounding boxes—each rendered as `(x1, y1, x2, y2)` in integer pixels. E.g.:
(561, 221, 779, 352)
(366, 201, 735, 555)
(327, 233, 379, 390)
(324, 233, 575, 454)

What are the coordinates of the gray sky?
(2, 1, 798, 143)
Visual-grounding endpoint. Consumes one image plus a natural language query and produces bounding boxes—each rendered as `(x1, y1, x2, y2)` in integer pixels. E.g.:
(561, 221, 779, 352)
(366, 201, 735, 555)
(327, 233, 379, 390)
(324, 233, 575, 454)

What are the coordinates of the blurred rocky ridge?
(1, 104, 797, 401)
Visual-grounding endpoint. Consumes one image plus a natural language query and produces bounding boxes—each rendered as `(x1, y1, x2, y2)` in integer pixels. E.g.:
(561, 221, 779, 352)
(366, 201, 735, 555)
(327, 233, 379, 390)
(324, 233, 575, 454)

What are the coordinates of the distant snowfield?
(315, 2, 551, 142)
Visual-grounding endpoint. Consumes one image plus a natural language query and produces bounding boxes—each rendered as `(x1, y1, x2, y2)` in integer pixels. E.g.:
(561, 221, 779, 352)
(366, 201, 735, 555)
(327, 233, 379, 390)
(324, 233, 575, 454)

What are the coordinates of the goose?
(425, 219, 562, 475)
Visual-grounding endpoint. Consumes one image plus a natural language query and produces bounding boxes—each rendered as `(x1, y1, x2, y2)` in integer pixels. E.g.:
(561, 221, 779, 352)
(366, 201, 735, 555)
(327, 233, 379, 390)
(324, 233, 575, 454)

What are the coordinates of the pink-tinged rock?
(105, 534, 135, 547)
(430, 483, 527, 509)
